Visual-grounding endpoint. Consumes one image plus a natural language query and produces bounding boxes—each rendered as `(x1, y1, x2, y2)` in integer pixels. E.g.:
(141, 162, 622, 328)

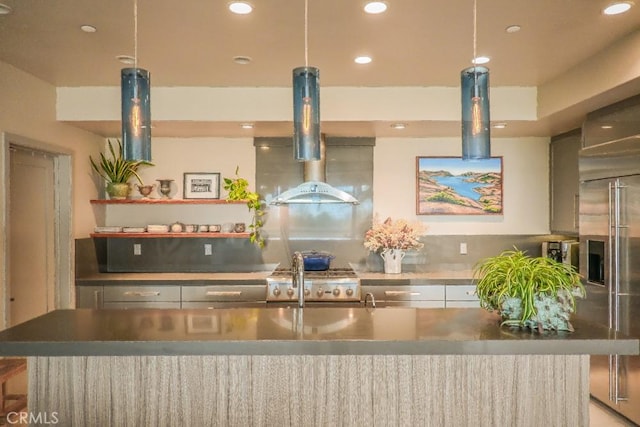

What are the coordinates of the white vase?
(380, 249, 405, 274)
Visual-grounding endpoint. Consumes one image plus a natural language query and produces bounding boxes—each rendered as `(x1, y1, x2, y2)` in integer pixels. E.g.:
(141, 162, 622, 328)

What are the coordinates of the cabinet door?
(550, 130, 581, 234)
(103, 285, 181, 303)
(76, 286, 103, 308)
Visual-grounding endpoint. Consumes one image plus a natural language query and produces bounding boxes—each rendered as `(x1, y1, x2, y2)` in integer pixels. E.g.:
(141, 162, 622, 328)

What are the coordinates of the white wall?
(373, 137, 550, 235)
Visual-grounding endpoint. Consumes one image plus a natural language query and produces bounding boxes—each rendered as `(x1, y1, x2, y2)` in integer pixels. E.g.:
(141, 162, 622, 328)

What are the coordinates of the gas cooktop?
(266, 267, 360, 302)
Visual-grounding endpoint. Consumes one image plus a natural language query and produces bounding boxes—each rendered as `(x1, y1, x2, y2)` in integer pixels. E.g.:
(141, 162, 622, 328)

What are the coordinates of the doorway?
(0, 132, 73, 327)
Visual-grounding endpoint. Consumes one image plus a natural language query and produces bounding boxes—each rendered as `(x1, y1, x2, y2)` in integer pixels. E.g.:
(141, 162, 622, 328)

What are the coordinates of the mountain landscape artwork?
(416, 157, 503, 215)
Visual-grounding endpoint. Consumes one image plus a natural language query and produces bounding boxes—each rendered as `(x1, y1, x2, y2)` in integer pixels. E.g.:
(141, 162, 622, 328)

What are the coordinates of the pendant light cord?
(134, 0, 138, 69)
(472, 0, 478, 95)
(304, 0, 309, 67)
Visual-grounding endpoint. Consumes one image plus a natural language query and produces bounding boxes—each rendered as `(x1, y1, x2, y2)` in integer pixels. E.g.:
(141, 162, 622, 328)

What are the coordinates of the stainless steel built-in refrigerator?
(578, 136, 640, 425)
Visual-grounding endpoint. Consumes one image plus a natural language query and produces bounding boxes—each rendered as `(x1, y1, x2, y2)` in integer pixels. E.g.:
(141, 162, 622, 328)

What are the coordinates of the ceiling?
(1, 0, 639, 138)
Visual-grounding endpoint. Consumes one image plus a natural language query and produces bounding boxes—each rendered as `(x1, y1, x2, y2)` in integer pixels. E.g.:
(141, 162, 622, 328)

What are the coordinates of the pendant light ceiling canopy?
(122, 0, 151, 162)
(292, 0, 321, 162)
(460, 0, 491, 161)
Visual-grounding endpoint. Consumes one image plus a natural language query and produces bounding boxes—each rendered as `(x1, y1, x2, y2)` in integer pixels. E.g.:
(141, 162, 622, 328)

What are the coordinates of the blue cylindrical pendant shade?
(461, 66, 490, 160)
(121, 67, 151, 161)
(293, 66, 321, 161)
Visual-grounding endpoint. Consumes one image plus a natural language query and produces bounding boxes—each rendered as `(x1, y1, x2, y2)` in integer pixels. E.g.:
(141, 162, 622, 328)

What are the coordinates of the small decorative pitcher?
(380, 249, 405, 274)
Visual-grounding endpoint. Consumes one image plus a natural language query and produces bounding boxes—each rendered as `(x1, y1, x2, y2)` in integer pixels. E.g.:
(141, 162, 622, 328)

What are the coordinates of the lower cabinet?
(361, 284, 479, 308)
(76, 285, 181, 309)
(445, 285, 480, 308)
(361, 285, 446, 308)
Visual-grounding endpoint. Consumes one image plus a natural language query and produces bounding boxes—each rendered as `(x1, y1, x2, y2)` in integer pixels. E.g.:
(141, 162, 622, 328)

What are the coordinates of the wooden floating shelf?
(90, 232, 250, 239)
(90, 199, 247, 205)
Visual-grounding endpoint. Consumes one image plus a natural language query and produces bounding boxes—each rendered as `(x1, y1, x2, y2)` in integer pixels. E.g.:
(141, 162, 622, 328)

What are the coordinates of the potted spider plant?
(89, 139, 153, 199)
(474, 249, 585, 332)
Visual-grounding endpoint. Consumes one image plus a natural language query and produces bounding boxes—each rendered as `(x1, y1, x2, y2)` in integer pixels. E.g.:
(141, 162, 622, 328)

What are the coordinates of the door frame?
(0, 132, 73, 329)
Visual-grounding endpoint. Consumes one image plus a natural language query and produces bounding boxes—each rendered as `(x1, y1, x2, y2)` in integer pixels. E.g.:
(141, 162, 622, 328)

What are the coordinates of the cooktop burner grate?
(269, 267, 357, 279)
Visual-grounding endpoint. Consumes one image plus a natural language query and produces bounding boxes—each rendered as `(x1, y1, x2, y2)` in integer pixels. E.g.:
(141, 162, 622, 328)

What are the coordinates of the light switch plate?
(133, 243, 142, 256)
(459, 242, 467, 255)
(204, 244, 213, 256)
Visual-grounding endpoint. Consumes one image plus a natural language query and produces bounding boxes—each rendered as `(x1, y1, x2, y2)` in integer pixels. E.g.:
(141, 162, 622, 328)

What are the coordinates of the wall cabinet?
(550, 129, 581, 234)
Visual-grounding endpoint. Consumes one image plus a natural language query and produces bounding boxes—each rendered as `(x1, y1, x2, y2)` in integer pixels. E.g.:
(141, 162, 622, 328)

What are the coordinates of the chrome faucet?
(292, 251, 305, 308)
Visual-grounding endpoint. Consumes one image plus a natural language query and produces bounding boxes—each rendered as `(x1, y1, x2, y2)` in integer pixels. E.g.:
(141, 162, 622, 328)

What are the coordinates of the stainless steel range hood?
(270, 136, 359, 205)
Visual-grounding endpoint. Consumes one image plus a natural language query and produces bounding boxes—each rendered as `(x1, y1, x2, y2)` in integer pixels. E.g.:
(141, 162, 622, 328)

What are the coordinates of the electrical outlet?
(204, 244, 213, 256)
(133, 243, 142, 256)
(459, 242, 467, 255)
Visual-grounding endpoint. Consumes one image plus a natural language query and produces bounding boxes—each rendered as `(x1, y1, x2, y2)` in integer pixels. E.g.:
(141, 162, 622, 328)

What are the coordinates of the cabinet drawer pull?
(384, 291, 420, 296)
(123, 291, 161, 297)
(205, 291, 242, 297)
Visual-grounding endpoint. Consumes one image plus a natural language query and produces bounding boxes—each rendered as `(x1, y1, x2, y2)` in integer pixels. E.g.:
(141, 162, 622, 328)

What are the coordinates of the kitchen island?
(0, 307, 636, 427)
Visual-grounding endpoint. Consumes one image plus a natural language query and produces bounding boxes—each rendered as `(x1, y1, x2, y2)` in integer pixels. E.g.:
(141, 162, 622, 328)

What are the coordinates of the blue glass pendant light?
(461, 66, 490, 160)
(121, 0, 151, 162)
(293, 0, 321, 161)
(293, 66, 321, 160)
(122, 67, 151, 161)
(460, 0, 490, 160)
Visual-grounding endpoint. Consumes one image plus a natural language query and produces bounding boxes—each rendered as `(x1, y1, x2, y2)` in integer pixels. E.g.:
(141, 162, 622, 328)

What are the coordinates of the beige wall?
(0, 61, 103, 237)
(107, 135, 549, 235)
(374, 136, 549, 235)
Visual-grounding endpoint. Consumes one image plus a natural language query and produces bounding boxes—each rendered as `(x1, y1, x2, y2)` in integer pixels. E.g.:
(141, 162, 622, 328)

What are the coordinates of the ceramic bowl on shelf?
(147, 224, 169, 233)
(208, 224, 221, 232)
(221, 223, 234, 233)
(198, 225, 209, 232)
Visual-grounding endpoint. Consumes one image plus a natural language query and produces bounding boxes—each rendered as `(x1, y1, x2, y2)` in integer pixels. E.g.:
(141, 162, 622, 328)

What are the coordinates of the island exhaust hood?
(270, 136, 359, 205)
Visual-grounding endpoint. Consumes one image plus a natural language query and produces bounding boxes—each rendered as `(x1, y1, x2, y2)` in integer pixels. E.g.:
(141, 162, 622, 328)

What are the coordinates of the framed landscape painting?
(416, 157, 503, 215)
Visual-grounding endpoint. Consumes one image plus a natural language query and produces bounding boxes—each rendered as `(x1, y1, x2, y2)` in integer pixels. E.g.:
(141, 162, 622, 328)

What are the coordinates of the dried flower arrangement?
(364, 216, 426, 252)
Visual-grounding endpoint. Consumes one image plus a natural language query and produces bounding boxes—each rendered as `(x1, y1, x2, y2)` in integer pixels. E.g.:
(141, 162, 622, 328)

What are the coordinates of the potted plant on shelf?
(474, 249, 585, 332)
(89, 139, 153, 199)
(364, 216, 426, 274)
(223, 166, 265, 248)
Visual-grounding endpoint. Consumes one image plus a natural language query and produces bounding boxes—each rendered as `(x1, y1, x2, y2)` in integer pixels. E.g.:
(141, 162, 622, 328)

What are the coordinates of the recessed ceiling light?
(354, 56, 372, 64)
(390, 123, 407, 130)
(233, 56, 252, 65)
(0, 3, 12, 14)
(80, 25, 97, 33)
(505, 25, 521, 33)
(241, 123, 254, 129)
(492, 122, 507, 129)
(229, 2, 253, 14)
(472, 56, 490, 65)
(603, 1, 633, 15)
(116, 55, 135, 65)
(364, 1, 388, 14)
(601, 125, 613, 129)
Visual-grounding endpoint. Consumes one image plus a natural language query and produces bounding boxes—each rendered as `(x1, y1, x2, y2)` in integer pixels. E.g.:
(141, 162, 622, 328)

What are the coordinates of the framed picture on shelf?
(416, 156, 503, 215)
(183, 172, 220, 199)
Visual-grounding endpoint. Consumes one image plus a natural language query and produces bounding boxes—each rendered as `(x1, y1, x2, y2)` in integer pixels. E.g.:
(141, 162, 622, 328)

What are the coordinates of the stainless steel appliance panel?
(578, 168, 640, 425)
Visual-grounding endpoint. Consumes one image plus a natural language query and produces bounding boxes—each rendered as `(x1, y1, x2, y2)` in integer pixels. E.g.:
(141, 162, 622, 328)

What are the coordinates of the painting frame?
(183, 172, 220, 199)
(416, 156, 503, 216)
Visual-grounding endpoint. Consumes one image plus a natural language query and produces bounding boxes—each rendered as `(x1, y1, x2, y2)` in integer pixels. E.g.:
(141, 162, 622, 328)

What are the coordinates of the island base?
(28, 354, 589, 426)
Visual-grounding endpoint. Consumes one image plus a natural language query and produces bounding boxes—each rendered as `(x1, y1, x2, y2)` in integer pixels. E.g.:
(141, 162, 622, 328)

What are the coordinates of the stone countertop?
(0, 308, 636, 357)
(76, 268, 475, 286)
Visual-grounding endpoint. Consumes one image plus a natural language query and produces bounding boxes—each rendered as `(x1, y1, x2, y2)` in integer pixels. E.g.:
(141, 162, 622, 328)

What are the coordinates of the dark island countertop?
(0, 308, 636, 357)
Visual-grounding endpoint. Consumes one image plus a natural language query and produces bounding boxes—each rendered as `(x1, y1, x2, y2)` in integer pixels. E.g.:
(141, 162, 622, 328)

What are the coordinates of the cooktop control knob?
(304, 289, 311, 297)
(316, 288, 324, 298)
(346, 288, 354, 297)
(273, 287, 281, 297)
(286, 288, 294, 297)
(332, 288, 341, 297)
